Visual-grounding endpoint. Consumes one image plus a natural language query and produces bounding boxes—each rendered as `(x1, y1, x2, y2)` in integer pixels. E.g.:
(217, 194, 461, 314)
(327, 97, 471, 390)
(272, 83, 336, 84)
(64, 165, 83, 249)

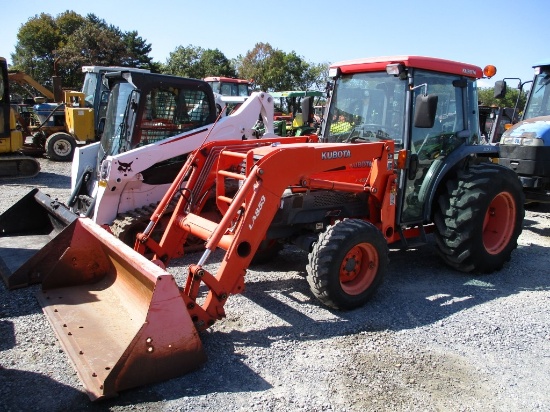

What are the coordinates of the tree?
(122, 31, 153, 69)
(163, 45, 236, 79)
(200, 49, 236, 78)
(478, 86, 528, 112)
(235, 43, 328, 92)
(236, 43, 279, 91)
(11, 11, 157, 90)
(163, 45, 203, 78)
(58, 23, 129, 87)
(11, 13, 62, 88)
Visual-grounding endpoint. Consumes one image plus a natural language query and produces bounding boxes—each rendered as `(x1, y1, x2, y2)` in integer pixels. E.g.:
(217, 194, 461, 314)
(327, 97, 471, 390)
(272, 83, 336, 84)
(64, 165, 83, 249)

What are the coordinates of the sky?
(2, 0, 549, 89)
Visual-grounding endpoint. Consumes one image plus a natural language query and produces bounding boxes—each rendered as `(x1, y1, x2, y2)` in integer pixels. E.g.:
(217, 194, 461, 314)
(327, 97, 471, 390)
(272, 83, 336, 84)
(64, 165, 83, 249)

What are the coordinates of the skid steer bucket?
(35, 218, 206, 400)
(0, 189, 78, 289)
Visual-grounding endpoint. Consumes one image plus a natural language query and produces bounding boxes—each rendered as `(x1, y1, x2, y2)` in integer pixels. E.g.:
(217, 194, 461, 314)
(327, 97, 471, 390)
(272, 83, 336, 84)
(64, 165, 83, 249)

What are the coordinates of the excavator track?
(0, 155, 40, 179)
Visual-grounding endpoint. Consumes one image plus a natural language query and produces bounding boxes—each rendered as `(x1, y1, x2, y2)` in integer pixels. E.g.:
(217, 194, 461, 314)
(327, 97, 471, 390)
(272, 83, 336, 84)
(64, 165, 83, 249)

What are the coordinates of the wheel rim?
(53, 139, 72, 156)
(339, 242, 378, 295)
(482, 191, 516, 254)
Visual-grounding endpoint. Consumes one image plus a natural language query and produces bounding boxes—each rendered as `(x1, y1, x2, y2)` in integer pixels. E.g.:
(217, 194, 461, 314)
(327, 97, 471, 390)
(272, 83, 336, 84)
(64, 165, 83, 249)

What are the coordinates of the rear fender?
(421, 144, 498, 220)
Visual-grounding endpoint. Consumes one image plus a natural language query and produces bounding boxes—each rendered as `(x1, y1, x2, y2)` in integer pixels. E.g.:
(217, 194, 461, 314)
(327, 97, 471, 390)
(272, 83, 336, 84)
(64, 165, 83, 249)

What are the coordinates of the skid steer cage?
(0, 188, 77, 289)
(35, 218, 206, 401)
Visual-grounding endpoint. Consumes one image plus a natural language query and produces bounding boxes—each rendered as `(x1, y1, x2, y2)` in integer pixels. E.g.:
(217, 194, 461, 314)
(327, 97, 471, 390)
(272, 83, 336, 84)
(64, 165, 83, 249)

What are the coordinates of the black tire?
(306, 219, 388, 310)
(45, 132, 76, 161)
(433, 163, 524, 273)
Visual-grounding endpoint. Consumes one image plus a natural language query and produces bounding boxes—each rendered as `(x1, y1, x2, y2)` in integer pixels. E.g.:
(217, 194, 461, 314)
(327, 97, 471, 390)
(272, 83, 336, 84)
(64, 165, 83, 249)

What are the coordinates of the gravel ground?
(1, 157, 549, 412)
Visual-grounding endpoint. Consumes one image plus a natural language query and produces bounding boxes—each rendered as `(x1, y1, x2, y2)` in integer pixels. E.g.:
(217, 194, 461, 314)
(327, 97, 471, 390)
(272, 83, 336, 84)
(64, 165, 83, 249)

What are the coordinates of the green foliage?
(234, 42, 328, 92)
(162, 45, 236, 79)
(478, 86, 528, 112)
(11, 11, 156, 90)
(10, 13, 327, 95)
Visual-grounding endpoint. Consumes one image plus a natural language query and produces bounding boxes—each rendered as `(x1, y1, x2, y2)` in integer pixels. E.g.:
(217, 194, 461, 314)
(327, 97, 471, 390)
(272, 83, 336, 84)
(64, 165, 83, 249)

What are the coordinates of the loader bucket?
(35, 218, 206, 400)
(0, 188, 78, 289)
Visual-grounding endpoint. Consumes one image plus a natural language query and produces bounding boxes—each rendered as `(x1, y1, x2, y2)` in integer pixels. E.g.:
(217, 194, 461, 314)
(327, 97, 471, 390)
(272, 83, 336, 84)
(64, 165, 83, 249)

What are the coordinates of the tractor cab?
(320, 56, 497, 224)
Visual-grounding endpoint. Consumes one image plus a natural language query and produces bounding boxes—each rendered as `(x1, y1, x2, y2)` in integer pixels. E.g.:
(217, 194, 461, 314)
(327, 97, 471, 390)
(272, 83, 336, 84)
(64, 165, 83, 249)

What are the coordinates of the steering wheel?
(360, 124, 389, 139)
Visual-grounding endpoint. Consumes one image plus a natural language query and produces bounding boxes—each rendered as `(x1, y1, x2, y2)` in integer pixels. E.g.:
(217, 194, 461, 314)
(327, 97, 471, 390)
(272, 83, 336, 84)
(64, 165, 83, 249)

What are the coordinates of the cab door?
(400, 71, 469, 224)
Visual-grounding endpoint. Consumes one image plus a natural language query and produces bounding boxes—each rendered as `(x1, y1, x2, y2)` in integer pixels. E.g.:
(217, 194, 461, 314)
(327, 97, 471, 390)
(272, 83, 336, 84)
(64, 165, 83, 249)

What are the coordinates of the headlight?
(522, 137, 544, 146)
(500, 135, 544, 146)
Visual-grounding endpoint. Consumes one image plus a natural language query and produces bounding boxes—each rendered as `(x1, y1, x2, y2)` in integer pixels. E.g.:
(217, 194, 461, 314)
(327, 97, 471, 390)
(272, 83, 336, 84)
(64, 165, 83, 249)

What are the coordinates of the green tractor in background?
(271, 90, 324, 136)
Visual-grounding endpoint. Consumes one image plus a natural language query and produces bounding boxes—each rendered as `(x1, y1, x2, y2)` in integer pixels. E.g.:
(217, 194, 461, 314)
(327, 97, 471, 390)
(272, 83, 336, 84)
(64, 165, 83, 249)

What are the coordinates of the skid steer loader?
(0, 70, 282, 289)
(3, 56, 525, 400)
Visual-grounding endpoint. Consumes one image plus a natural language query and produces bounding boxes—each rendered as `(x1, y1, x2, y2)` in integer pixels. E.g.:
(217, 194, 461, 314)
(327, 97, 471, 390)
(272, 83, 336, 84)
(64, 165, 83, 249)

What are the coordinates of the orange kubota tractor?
(4, 56, 525, 400)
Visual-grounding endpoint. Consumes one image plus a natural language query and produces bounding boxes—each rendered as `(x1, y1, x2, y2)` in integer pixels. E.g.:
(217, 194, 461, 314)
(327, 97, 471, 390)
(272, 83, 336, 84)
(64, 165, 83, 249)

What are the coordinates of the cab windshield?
(81, 72, 99, 107)
(100, 82, 134, 156)
(324, 72, 407, 147)
(524, 69, 550, 119)
(208, 81, 250, 96)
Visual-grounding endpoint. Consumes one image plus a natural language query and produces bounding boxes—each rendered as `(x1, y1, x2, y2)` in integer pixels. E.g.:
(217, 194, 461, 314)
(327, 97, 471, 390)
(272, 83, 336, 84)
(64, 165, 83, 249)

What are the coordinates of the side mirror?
(413, 94, 438, 128)
(494, 80, 507, 99)
(301, 96, 314, 125)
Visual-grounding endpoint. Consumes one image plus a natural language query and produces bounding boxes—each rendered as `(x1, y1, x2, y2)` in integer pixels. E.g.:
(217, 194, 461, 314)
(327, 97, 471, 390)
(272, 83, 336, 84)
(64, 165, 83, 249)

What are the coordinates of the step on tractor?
(0, 56, 525, 400)
(0, 57, 41, 178)
(494, 60, 550, 203)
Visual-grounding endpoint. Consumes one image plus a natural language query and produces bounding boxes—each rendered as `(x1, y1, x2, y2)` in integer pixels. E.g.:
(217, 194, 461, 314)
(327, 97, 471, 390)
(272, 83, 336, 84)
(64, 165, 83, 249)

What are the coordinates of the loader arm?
(168, 141, 397, 328)
(8, 71, 55, 101)
(134, 135, 320, 261)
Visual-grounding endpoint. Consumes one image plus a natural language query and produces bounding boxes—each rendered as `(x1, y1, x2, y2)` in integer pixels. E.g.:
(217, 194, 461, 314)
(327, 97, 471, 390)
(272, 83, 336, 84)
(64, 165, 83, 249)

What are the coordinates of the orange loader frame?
(134, 139, 398, 329)
(33, 137, 401, 399)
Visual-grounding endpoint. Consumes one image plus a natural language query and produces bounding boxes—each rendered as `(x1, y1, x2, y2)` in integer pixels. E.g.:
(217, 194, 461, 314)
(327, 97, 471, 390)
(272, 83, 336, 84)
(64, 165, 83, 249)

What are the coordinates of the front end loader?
(2, 56, 525, 400)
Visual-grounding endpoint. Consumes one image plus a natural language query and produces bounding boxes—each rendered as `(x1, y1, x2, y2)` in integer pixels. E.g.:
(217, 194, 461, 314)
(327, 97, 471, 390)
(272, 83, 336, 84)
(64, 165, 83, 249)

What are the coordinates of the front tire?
(434, 163, 524, 273)
(306, 219, 388, 310)
(45, 132, 76, 161)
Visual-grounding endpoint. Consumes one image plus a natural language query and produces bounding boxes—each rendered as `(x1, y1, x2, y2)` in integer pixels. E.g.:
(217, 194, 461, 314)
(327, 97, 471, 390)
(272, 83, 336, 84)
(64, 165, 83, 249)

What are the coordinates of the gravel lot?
(1, 157, 549, 412)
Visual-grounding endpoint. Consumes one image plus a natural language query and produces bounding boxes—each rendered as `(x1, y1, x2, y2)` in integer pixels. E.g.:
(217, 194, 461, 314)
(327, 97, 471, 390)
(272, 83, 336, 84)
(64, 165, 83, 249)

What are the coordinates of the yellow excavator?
(0, 57, 40, 178)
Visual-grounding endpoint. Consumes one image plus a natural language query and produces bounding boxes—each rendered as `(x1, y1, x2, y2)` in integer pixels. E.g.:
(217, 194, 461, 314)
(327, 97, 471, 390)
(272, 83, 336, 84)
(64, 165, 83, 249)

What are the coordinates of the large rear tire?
(45, 132, 76, 162)
(434, 163, 524, 273)
(306, 219, 388, 310)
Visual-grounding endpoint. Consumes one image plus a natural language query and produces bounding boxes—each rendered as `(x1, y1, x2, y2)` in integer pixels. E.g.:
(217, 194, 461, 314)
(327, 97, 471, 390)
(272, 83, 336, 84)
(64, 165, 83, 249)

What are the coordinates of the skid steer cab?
(0, 71, 282, 289)
(0, 56, 524, 401)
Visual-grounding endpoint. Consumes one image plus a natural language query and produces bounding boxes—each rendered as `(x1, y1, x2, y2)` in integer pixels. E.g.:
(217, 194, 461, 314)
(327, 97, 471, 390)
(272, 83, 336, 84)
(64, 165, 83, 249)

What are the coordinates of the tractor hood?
(501, 116, 550, 146)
